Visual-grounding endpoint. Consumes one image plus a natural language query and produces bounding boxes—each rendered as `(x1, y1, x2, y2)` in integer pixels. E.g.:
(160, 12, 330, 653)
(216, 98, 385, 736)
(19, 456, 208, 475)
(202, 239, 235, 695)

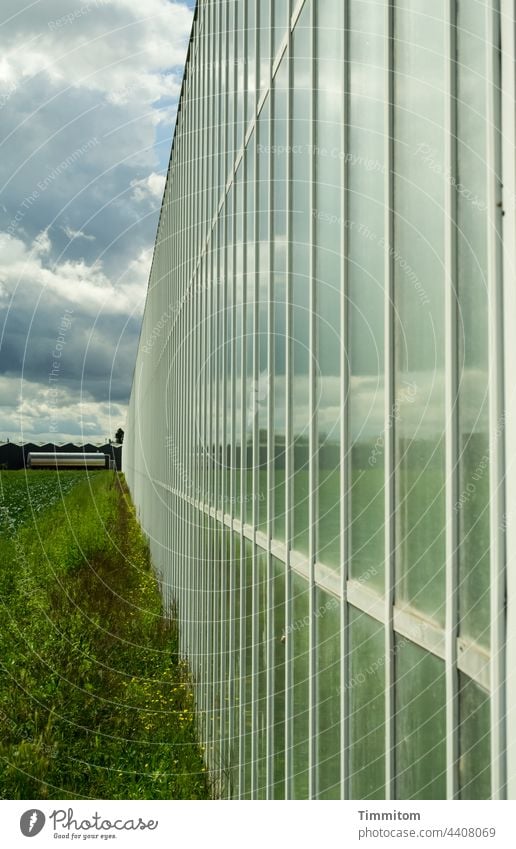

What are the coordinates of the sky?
(0, 0, 195, 444)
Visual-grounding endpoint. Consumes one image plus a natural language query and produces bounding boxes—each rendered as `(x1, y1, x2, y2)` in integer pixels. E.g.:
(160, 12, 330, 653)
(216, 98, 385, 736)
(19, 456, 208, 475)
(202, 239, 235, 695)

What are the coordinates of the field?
(0, 470, 92, 534)
(0, 471, 209, 799)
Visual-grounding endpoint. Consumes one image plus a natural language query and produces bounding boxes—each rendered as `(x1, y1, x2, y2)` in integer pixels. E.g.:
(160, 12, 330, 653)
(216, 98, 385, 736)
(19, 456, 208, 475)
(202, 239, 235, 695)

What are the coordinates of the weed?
(0, 472, 210, 799)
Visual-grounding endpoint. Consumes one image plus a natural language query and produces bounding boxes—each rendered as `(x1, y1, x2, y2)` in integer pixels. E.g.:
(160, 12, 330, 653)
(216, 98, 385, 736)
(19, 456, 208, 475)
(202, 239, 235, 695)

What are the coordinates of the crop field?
(0, 470, 94, 534)
(0, 472, 209, 800)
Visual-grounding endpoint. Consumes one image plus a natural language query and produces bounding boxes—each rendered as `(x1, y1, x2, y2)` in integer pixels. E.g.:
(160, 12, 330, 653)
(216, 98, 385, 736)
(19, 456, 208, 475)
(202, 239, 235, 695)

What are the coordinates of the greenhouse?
(125, 0, 516, 799)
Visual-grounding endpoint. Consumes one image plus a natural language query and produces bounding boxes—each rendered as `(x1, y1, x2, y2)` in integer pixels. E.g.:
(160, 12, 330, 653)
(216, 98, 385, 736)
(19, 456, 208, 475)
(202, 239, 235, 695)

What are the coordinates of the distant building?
(27, 452, 109, 469)
(0, 442, 122, 471)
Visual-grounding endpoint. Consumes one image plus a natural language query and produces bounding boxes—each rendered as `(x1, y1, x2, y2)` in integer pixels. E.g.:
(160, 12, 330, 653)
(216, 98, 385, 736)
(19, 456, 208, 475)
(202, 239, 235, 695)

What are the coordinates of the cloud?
(0, 373, 125, 443)
(0, 231, 146, 314)
(62, 225, 96, 241)
(0, 0, 194, 441)
(0, 0, 192, 105)
(130, 171, 166, 202)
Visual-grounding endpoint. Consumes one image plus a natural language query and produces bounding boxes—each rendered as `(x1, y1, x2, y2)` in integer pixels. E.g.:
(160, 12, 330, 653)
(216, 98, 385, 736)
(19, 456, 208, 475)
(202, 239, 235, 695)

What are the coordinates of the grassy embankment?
(0, 470, 209, 799)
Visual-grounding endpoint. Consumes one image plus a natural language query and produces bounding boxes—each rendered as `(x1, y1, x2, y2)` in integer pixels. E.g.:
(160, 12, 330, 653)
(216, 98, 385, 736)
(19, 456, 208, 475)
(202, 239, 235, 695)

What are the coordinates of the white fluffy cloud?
(0, 374, 124, 443)
(130, 172, 166, 202)
(0, 231, 146, 315)
(62, 225, 96, 241)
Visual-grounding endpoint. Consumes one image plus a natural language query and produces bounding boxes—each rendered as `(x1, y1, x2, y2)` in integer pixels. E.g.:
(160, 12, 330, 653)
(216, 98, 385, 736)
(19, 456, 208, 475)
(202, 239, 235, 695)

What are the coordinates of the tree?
(115, 428, 124, 444)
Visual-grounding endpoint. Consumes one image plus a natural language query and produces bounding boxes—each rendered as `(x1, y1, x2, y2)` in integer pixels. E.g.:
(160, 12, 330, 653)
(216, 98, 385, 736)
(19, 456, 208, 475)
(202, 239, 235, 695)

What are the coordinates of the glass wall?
(348, 0, 385, 593)
(290, 1, 311, 557)
(272, 56, 288, 545)
(456, 0, 490, 650)
(393, 0, 446, 626)
(395, 638, 446, 799)
(316, 587, 341, 798)
(125, 0, 506, 800)
(349, 607, 385, 799)
(315, 0, 344, 571)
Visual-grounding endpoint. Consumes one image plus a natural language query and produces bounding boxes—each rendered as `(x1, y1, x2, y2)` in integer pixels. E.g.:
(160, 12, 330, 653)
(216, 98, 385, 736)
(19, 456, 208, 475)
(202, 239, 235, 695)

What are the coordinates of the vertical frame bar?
(384, 0, 396, 801)
(501, 0, 516, 799)
(340, 0, 350, 802)
(307, 0, 317, 802)
(444, 0, 459, 801)
(266, 36, 275, 799)
(486, 0, 507, 801)
(228, 152, 237, 805)
(284, 6, 294, 800)
(251, 27, 262, 794)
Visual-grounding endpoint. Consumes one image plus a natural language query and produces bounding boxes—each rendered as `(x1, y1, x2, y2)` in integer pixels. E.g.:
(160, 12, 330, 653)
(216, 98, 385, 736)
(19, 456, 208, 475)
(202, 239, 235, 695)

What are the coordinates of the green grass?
(0, 470, 90, 534)
(0, 471, 209, 800)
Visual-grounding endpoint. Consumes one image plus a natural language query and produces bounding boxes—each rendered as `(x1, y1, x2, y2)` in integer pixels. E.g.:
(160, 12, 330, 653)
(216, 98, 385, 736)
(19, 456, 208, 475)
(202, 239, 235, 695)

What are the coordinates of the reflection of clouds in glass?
(349, 75, 384, 109)
(318, 375, 340, 438)
(271, 236, 287, 259)
(215, 362, 485, 448)
(350, 374, 385, 442)
(317, 37, 345, 118)
(212, 367, 488, 447)
(456, 368, 489, 432)
(291, 64, 311, 93)
(350, 368, 488, 443)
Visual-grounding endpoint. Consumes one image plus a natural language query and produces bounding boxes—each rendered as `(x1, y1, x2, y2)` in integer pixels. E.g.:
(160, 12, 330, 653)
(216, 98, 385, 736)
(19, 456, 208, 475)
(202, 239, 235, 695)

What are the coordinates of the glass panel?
(456, 0, 490, 649)
(242, 541, 254, 798)
(272, 57, 288, 544)
(395, 638, 446, 799)
(246, 0, 257, 125)
(256, 98, 270, 530)
(213, 524, 223, 769)
(219, 527, 229, 777)
(235, 164, 244, 517)
(223, 188, 233, 514)
(217, 0, 226, 198)
(314, 0, 344, 571)
(348, 0, 385, 593)
(316, 588, 340, 798)
(206, 519, 217, 766)
(272, 557, 286, 798)
(208, 228, 217, 507)
(291, 1, 311, 555)
(349, 606, 385, 799)
(245, 134, 256, 525)
(256, 550, 268, 797)
(291, 571, 310, 797)
(236, 0, 245, 151)
(217, 225, 224, 514)
(272, 0, 289, 58)
(200, 515, 209, 740)
(459, 675, 491, 799)
(394, 0, 446, 625)
(229, 532, 241, 796)
(226, 0, 235, 177)
(258, 0, 270, 93)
